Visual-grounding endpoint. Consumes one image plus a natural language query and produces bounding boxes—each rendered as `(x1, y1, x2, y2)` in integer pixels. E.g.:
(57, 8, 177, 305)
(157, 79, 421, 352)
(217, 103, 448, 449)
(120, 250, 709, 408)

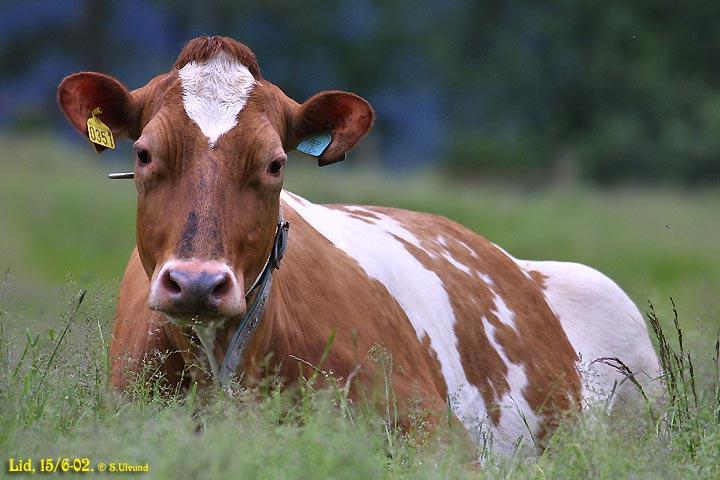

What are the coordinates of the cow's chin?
(156, 312, 229, 385)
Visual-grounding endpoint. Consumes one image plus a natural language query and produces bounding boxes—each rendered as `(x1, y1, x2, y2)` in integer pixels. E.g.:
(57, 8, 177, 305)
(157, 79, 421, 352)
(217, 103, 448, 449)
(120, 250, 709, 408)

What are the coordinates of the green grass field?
(1, 135, 719, 478)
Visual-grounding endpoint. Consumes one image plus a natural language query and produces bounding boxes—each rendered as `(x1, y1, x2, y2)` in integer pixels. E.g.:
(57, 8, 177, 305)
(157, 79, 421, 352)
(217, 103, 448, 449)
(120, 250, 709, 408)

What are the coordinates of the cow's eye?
(267, 157, 285, 176)
(136, 148, 151, 166)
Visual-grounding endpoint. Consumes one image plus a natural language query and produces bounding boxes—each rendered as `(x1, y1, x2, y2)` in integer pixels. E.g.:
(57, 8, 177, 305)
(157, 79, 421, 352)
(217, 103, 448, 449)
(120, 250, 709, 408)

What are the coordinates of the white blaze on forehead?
(178, 51, 256, 146)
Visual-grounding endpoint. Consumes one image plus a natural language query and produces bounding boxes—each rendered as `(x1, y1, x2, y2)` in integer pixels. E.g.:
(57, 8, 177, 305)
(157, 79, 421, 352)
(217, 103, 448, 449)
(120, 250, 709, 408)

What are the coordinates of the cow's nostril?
(151, 262, 242, 318)
(211, 275, 230, 299)
(162, 270, 182, 295)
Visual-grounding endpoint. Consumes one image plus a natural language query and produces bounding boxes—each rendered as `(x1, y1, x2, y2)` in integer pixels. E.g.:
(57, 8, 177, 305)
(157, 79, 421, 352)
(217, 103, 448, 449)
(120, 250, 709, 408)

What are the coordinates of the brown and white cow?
(58, 36, 660, 454)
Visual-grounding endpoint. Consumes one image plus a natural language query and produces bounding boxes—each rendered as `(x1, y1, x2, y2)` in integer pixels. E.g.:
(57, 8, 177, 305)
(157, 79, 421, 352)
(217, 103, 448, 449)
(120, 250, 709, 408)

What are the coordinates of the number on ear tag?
(297, 132, 332, 157)
(86, 107, 116, 149)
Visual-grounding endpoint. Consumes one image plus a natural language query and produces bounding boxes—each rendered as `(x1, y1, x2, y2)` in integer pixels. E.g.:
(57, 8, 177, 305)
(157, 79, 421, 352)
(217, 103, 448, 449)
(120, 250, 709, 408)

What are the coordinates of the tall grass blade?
(32, 290, 86, 403)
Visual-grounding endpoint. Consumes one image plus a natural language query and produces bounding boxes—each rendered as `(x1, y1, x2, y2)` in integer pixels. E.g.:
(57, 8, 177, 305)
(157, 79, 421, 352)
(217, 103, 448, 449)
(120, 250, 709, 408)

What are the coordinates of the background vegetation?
(1, 1, 719, 477)
(3, 0, 720, 183)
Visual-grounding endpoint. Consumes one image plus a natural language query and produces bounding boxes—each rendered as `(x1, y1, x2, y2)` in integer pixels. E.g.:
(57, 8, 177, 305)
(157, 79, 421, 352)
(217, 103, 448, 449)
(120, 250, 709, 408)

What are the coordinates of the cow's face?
(58, 37, 373, 324)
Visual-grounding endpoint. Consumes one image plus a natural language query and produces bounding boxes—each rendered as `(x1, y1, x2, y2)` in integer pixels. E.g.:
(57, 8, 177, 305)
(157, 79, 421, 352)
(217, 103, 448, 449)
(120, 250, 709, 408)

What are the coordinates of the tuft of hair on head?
(174, 36, 262, 79)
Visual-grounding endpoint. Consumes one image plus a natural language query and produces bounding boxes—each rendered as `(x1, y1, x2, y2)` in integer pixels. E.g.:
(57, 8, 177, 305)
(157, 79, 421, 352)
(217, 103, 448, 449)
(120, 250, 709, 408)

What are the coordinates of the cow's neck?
(238, 269, 296, 381)
(175, 204, 302, 387)
(185, 257, 301, 387)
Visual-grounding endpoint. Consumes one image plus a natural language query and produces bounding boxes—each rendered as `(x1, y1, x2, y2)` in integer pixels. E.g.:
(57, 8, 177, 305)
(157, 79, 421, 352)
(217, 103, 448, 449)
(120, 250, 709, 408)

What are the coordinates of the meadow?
(1, 135, 719, 478)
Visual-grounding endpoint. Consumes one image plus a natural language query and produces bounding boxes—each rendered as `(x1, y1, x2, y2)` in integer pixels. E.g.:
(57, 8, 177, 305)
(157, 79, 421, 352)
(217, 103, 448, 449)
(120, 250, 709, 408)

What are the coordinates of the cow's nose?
(149, 260, 244, 320)
(164, 269, 229, 309)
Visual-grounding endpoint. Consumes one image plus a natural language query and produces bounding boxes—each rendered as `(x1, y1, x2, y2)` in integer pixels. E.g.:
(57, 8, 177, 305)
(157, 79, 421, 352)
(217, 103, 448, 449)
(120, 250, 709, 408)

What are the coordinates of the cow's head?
(58, 36, 374, 324)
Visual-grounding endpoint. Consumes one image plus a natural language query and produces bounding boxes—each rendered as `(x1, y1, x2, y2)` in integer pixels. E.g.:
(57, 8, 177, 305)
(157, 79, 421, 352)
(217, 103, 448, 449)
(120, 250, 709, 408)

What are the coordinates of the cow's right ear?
(57, 72, 141, 153)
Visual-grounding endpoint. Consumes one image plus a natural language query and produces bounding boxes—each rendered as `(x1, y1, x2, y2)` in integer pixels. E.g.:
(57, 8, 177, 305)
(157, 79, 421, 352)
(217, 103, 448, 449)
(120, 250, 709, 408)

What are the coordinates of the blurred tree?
(1, 0, 719, 183)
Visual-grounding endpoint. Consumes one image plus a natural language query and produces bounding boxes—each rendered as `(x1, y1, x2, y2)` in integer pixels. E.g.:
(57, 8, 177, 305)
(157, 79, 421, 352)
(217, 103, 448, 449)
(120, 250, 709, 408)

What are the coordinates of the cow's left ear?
(57, 72, 142, 153)
(291, 91, 374, 166)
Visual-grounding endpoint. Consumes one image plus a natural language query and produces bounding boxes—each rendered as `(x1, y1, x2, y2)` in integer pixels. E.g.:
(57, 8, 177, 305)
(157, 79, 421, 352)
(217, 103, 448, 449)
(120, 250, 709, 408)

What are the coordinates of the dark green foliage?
(2, 0, 720, 182)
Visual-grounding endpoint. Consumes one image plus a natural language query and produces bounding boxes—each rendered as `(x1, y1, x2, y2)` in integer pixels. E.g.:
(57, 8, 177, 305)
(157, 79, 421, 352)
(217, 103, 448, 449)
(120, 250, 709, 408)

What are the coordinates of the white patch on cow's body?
(490, 292, 517, 332)
(443, 253, 472, 275)
(434, 235, 473, 275)
(511, 258, 662, 407)
(433, 235, 476, 275)
(482, 314, 538, 452)
(345, 205, 375, 214)
(467, 281, 539, 453)
(459, 240, 479, 258)
(478, 272, 495, 286)
(178, 51, 255, 146)
(281, 191, 534, 453)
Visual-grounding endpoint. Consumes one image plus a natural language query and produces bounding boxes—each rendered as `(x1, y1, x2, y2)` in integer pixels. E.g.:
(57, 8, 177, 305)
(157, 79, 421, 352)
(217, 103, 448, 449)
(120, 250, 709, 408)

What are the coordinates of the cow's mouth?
(162, 312, 228, 328)
(158, 313, 227, 385)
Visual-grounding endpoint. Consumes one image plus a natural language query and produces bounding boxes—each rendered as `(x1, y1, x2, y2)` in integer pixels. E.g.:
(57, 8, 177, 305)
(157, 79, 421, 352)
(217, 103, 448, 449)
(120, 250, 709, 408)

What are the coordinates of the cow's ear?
(291, 91, 374, 166)
(57, 72, 141, 153)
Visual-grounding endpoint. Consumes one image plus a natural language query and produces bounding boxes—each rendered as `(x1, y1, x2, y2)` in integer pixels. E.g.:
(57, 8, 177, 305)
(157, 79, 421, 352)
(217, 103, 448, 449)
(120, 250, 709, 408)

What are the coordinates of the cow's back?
(280, 191, 583, 451)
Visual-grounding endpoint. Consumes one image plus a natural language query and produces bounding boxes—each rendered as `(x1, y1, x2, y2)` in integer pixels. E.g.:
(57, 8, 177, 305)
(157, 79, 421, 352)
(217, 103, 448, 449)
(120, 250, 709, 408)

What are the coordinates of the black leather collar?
(217, 211, 289, 387)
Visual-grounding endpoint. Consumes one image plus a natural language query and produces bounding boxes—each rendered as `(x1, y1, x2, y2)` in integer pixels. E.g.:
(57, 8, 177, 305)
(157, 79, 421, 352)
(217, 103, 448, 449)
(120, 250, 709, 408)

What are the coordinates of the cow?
(57, 36, 660, 455)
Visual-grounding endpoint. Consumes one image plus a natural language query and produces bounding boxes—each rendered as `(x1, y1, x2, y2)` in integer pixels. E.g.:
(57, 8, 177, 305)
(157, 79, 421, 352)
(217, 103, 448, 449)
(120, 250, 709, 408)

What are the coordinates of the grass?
(1, 134, 720, 477)
(1, 283, 719, 478)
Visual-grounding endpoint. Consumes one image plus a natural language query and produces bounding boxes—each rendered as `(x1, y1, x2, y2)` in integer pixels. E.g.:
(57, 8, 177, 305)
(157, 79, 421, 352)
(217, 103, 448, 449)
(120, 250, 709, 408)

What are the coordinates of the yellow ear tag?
(86, 107, 115, 149)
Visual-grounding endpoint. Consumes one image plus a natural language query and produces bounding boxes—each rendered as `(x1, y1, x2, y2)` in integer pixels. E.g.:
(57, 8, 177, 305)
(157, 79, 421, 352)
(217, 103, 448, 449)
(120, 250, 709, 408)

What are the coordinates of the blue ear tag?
(297, 132, 332, 157)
